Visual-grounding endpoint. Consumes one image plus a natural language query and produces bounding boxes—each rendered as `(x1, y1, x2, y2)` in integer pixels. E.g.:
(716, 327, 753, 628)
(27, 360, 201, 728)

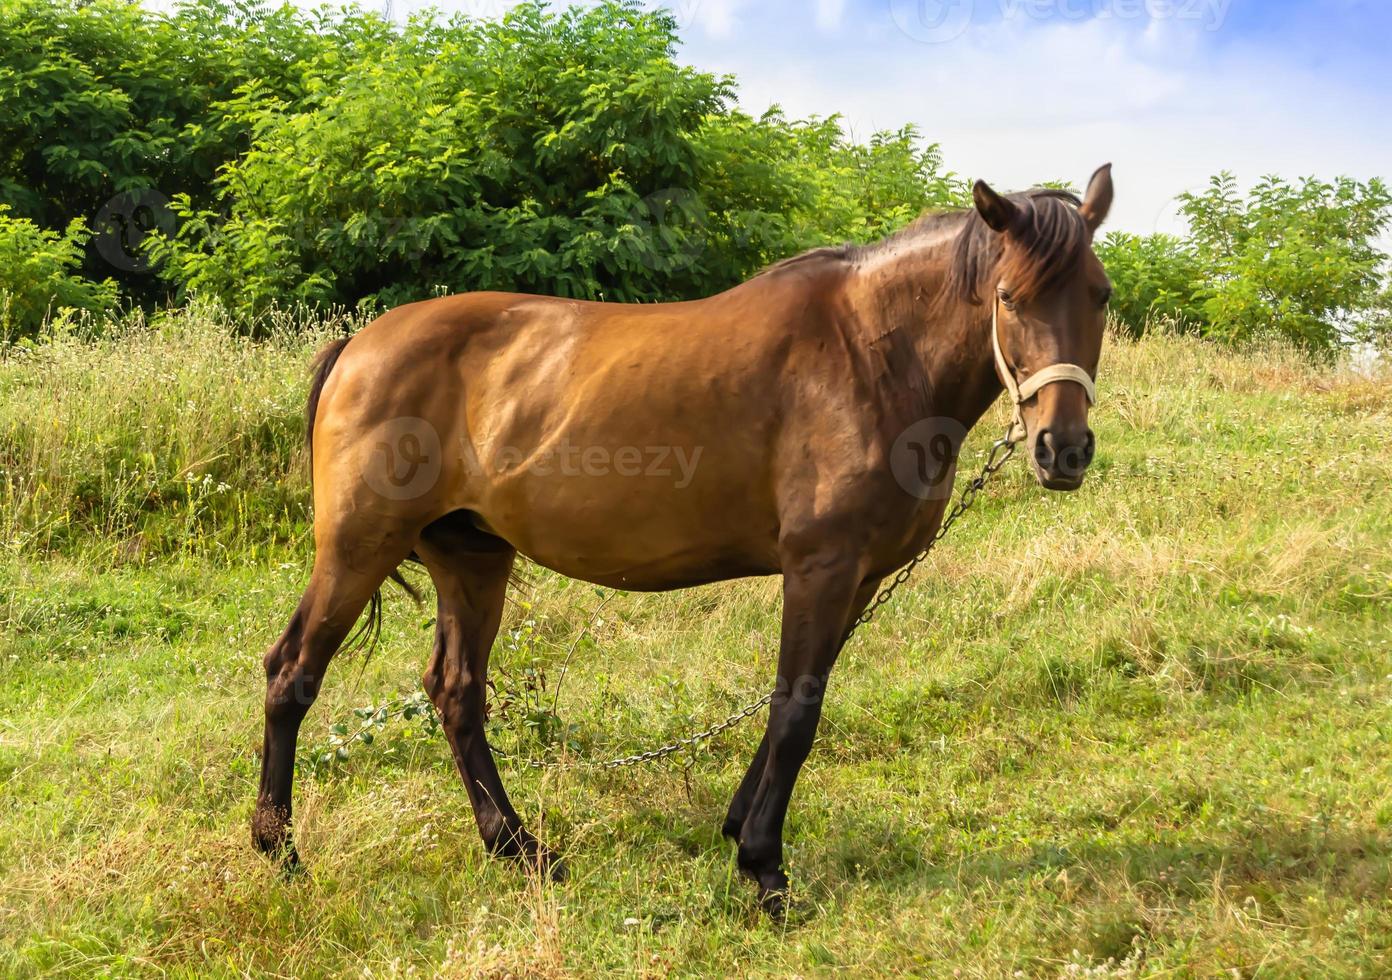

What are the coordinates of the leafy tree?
(1095, 232, 1206, 336)
(1180, 173, 1391, 350)
(0, 207, 117, 338)
(1102, 173, 1392, 352)
(7, 0, 1386, 352)
(0, 0, 374, 303)
(151, 2, 961, 318)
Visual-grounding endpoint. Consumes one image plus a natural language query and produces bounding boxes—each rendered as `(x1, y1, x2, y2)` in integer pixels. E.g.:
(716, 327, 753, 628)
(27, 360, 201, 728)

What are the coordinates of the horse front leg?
(722, 575, 882, 844)
(721, 731, 768, 841)
(732, 551, 869, 916)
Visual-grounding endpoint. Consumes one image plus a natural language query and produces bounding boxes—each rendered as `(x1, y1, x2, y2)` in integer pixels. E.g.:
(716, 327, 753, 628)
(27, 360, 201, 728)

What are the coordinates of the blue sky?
(659, 0, 1392, 234)
(154, 0, 1392, 236)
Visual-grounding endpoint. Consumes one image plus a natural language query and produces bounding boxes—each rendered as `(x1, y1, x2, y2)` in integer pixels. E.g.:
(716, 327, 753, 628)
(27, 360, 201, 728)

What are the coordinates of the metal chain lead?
(526, 428, 1018, 772)
(528, 693, 773, 771)
(841, 429, 1017, 643)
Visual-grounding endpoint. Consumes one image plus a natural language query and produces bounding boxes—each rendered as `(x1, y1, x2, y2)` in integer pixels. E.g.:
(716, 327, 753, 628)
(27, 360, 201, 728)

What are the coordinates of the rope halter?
(991, 289, 1097, 445)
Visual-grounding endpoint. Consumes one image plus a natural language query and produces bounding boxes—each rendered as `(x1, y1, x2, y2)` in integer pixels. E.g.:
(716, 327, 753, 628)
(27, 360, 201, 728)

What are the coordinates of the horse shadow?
(640, 793, 1390, 936)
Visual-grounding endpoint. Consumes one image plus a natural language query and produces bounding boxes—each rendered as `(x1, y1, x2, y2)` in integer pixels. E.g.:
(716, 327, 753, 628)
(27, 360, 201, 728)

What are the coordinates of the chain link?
(841, 429, 1017, 642)
(526, 693, 773, 771)
(523, 427, 1018, 772)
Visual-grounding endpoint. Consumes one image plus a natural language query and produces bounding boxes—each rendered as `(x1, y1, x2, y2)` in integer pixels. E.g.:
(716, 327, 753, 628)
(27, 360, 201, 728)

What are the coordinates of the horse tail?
(305, 337, 351, 474)
(304, 336, 421, 656)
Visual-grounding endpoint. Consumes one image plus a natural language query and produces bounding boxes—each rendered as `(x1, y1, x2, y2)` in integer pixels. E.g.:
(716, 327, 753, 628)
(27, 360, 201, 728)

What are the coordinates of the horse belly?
(471, 453, 780, 591)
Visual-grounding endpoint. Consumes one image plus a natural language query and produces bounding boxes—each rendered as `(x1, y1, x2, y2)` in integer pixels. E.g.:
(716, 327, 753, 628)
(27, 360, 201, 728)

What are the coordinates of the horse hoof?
(517, 841, 566, 882)
(737, 857, 790, 919)
(542, 853, 568, 883)
(252, 830, 298, 867)
(510, 846, 566, 882)
(758, 885, 788, 920)
(488, 832, 566, 882)
(255, 837, 302, 878)
(279, 852, 308, 881)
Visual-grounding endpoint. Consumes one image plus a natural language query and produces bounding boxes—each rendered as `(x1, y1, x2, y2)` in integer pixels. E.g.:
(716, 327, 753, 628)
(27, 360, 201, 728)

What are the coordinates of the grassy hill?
(2, 310, 1390, 976)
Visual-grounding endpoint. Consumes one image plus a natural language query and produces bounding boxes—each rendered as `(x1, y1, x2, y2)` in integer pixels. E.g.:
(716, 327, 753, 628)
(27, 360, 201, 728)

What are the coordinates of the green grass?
(2, 312, 1391, 976)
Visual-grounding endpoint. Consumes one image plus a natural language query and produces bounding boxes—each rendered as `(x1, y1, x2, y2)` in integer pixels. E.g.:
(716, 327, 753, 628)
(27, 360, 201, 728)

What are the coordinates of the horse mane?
(758, 188, 1088, 308)
(946, 188, 1087, 306)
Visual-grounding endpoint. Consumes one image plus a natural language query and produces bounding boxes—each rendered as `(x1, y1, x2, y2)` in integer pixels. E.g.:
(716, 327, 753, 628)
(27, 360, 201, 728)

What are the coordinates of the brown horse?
(252, 167, 1114, 914)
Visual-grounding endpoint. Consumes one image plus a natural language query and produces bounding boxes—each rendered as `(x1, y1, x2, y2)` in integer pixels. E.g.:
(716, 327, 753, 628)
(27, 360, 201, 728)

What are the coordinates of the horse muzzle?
(1029, 424, 1095, 491)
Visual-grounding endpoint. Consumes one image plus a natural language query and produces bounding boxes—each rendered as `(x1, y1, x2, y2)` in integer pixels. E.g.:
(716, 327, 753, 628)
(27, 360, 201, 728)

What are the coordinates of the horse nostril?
(1034, 431, 1057, 471)
(1037, 428, 1093, 478)
(1055, 430, 1095, 477)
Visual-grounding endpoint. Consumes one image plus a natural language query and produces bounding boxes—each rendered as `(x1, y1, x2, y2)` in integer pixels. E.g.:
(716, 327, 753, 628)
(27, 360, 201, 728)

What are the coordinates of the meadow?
(1, 310, 1391, 976)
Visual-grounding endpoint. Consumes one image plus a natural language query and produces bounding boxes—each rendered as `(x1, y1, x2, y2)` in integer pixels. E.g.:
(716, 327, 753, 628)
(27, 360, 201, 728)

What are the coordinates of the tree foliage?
(0, 0, 961, 326)
(150, 2, 962, 316)
(1101, 174, 1392, 351)
(1095, 232, 1206, 336)
(1, 0, 1388, 353)
(0, 0, 345, 307)
(0, 207, 117, 337)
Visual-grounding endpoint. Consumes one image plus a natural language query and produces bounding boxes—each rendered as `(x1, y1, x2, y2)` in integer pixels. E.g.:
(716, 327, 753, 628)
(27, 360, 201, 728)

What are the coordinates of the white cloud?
(814, 0, 846, 34)
(686, 10, 1392, 235)
(684, 0, 751, 40)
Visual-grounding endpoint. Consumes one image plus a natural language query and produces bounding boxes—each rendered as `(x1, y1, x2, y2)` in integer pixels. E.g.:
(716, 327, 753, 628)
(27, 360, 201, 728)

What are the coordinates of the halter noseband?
(991, 290, 1097, 445)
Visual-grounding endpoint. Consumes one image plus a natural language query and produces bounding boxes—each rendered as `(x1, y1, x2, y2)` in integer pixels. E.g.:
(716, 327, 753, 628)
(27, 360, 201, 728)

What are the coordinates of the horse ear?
(1079, 163, 1114, 232)
(973, 179, 1018, 233)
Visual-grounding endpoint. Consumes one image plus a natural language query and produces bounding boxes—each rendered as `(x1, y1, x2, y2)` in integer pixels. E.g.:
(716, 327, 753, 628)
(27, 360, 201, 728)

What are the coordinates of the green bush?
(5, 0, 963, 324)
(152, 2, 961, 317)
(1101, 174, 1392, 352)
(2, 0, 1388, 353)
(1095, 232, 1206, 335)
(1182, 174, 1392, 350)
(0, 206, 117, 339)
(0, 0, 349, 304)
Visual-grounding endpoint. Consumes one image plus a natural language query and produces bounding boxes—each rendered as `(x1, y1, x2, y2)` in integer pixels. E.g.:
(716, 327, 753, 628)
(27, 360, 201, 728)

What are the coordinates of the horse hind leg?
(416, 513, 563, 879)
(251, 532, 416, 866)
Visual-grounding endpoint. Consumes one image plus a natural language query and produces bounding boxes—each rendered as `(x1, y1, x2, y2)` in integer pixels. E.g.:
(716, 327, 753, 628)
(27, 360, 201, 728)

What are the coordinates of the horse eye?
(1099, 288, 1113, 308)
(997, 289, 1017, 311)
